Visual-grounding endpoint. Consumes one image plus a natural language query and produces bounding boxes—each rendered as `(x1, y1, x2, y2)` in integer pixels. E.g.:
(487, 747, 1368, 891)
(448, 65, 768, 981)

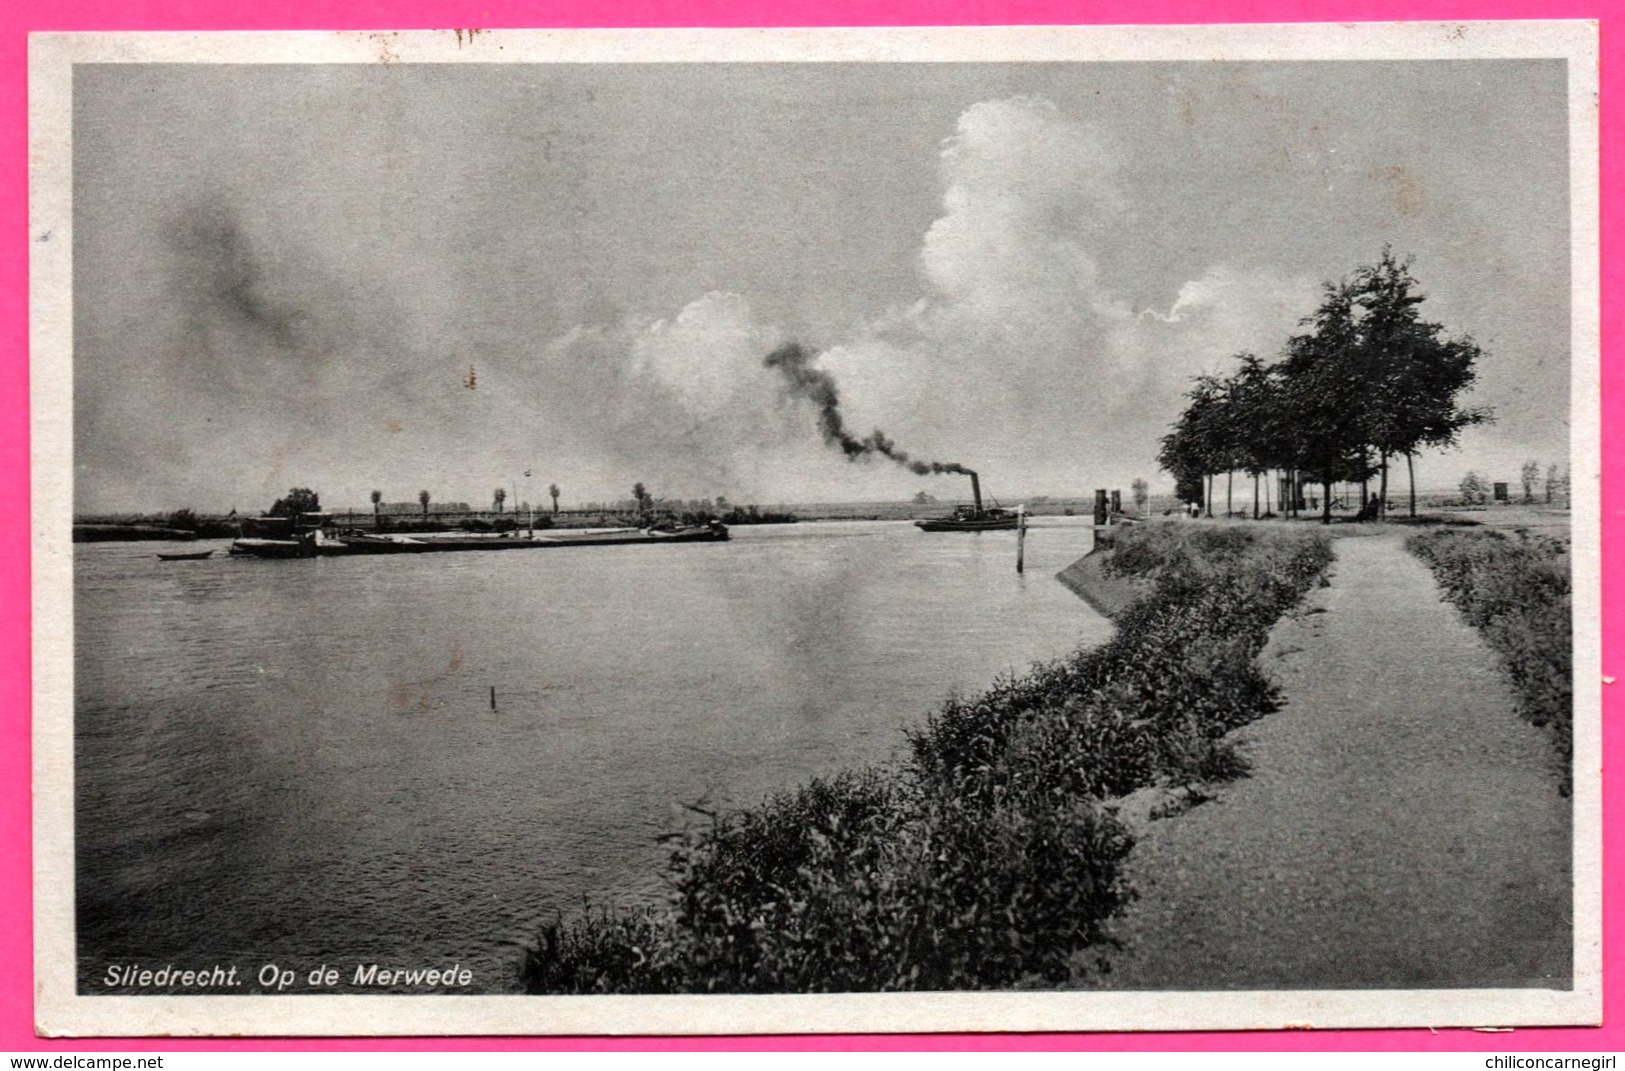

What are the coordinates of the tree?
(370, 489, 382, 526)
(1276, 281, 1376, 524)
(1168, 373, 1233, 516)
(1222, 353, 1285, 519)
(548, 483, 561, 515)
(494, 487, 507, 515)
(1345, 250, 1491, 518)
(1130, 478, 1149, 515)
(418, 489, 431, 521)
(1158, 251, 1490, 526)
(1269, 251, 1490, 522)
(269, 488, 320, 518)
(1544, 464, 1570, 507)
(1520, 461, 1540, 504)
(1458, 471, 1489, 506)
(1169, 356, 1284, 519)
(912, 491, 937, 505)
(1157, 409, 1208, 513)
(632, 482, 648, 518)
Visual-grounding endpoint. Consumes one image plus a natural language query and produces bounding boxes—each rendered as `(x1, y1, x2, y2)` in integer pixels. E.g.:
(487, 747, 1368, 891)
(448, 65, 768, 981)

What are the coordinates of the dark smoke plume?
(173, 201, 308, 352)
(763, 342, 973, 477)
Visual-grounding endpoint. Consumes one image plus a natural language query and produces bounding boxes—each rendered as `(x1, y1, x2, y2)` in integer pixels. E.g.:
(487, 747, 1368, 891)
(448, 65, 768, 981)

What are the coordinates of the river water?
(74, 519, 1111, 993)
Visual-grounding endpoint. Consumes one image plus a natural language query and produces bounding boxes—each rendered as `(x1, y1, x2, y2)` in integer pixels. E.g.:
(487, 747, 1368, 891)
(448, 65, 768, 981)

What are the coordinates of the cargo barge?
(229, 515, 729, 559)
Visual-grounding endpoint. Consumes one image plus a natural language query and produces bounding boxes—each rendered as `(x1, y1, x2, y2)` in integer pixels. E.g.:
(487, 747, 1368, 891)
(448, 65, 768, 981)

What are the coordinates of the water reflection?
(75, 519, 1111, 992)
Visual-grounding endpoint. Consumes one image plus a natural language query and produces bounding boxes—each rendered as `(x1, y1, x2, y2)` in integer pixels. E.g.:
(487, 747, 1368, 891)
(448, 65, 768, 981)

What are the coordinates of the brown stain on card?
(1371, 165, 1423, 217)
(368, 32, 401, 64)
(387, 681, 430, 715)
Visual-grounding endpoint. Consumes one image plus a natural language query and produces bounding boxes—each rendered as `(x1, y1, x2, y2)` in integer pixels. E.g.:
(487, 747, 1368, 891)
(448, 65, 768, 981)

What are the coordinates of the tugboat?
(914, 471, 1020, 532)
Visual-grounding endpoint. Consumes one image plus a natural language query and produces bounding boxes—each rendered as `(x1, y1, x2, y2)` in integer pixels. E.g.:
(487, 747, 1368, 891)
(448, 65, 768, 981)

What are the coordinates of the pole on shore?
(1015, 505, 1027, 574)
(489, 686, 496, 711)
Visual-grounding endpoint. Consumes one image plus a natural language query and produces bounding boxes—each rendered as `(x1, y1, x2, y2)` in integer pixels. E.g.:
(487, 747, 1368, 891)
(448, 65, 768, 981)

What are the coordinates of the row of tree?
(1158, 250, 1491, 522)
(353, 484, 568, 523)
(269, 485, 574, 525)
(1519, 461, 1570, 506)
(1459, 463, 1570, 507)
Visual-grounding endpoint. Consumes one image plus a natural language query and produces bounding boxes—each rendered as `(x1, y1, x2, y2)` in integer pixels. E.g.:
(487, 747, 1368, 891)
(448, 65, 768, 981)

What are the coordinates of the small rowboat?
(157, 550, 214, 561)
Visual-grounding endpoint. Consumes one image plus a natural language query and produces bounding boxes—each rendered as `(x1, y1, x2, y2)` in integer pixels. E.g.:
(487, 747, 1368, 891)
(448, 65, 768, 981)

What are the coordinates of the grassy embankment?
(1406, 528, 1573, 791)
(521, 523, 1334, 994)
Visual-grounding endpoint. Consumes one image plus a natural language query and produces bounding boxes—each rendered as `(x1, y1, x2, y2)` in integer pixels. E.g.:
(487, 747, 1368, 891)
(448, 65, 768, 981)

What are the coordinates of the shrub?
(1458, 471, 1491, 506)
(521, 521, 1334, 993)
(520, 767, 1136, 994)
(1406, 528, 1572, 789)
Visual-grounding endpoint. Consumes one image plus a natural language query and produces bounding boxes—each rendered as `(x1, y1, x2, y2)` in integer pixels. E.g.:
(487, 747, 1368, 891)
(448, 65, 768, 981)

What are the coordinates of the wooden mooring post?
(1015, 505, 1027, 574)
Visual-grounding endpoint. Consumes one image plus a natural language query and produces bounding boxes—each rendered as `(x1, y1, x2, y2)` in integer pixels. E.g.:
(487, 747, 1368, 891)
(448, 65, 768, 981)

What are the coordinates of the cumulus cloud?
(628, 293, 783, 419)
(780, 97, 1314, 491)
(522, 96, 1320, 500)
(921, 97, 1122, 314)
(533, 295, 849, 499)
(1117, 264, 1320, 399)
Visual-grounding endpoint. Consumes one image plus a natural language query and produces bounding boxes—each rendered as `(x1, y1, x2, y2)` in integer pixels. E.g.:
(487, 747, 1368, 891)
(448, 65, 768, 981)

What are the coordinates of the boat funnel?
(970, 471, 983, 515)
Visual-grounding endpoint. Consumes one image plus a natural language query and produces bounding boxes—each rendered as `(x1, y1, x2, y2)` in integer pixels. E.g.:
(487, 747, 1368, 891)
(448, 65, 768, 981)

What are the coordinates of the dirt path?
(1088, 532, 1571, 989)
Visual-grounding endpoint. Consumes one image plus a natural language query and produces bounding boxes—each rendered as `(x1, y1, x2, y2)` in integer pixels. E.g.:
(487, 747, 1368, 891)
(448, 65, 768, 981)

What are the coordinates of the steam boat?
(915, 472, 1020, 532)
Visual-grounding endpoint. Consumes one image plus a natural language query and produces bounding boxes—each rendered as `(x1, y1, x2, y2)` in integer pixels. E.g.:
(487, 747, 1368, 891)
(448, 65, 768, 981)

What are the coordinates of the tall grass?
(1406, 528, 1572, 789)
(521, 523, 1334, 993)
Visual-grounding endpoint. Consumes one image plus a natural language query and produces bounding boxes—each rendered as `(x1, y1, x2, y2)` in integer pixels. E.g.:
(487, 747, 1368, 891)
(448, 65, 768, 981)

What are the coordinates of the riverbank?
(1054, 542, 1140, 619)
(522, 522, 1334, 993)
(1082, 531, 1571, 989)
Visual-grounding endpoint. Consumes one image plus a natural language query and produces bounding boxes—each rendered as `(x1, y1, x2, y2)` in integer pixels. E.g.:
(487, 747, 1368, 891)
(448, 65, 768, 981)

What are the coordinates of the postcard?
(30, 22, 1601, 1036)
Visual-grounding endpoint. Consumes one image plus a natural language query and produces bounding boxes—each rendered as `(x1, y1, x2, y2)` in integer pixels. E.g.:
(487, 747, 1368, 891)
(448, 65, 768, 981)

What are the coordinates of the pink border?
(5, 0, 1616, 1053)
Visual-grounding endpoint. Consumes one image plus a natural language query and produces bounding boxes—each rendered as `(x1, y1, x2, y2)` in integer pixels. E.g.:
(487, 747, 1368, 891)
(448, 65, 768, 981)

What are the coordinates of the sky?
(71, 58, 1572, 515)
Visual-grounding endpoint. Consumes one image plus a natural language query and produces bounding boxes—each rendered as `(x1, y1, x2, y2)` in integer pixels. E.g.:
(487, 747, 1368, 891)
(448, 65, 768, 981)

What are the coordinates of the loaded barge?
(230, 514, 729, 560)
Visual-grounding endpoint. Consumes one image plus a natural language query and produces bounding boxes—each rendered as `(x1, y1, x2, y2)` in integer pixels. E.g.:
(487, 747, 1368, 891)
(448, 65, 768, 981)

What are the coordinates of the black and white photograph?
(30, 23, 1600, 1036)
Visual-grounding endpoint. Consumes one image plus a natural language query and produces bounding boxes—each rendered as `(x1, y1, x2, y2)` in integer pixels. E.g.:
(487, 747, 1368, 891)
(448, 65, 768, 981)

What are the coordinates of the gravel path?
(1088, 532, 1571, 989)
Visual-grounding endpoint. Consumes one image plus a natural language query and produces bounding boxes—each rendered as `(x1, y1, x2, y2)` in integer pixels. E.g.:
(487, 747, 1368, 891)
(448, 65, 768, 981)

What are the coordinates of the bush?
(521, 767, 1135, 993)
(1458, 471, 1491, 506)
(910, 524, 1332, 803)
(1406, 528, 1572, 789)
(521, 522, 1334, 993)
